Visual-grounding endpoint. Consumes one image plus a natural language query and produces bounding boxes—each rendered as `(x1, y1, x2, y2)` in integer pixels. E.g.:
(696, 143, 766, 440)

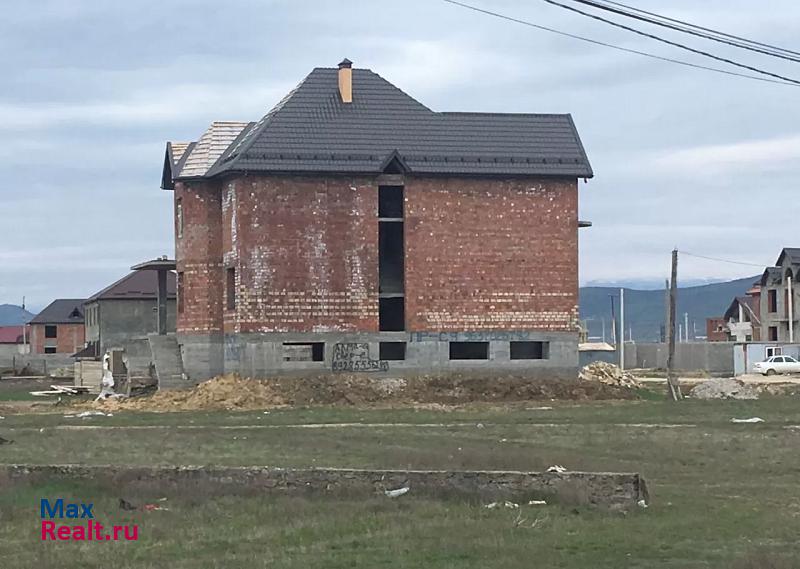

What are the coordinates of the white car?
(753, 355, 800, 376)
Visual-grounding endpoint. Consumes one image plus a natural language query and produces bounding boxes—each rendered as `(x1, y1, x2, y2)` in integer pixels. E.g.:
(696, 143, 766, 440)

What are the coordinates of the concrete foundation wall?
(0, 354, 76, 375)
(623, 342, 734, 373)
(93, 299, 176, 354)
(178, 330, 578, 383)
(0, 464, 648, 510)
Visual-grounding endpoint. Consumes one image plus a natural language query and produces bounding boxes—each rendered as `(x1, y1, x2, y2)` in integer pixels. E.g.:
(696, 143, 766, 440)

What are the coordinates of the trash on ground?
(143, 504, 170, 512)
(526, 406, 554, 411)
(384, 486, 410, 498)
(546, 465, 568, 473)
(689, 378, 758, 400)
(484, 501, 519, 509)
(118, 498, 137, 511)
(731, 417, 765, 423)
(527, 500, 547, 506)
(579, 362, 640, 389)
(637, 499, 648, 508)
(65, 411, 112, 418)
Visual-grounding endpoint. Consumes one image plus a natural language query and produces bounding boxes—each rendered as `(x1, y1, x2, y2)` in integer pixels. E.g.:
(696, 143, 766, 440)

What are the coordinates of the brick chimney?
(338, 58, 353, 103)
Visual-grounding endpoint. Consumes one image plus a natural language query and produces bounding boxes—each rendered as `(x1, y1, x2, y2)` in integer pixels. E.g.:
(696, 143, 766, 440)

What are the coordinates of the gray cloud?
(1, 0, 798, 307)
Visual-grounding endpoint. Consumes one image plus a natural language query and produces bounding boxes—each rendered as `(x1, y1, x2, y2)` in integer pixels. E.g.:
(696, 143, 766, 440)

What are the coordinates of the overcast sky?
(1, 0, 798, 310)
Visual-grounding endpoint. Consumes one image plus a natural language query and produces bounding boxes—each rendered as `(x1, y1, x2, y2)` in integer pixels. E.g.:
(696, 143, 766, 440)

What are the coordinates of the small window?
(449, 342, 489, 360)
(766, 346, 782, 358)
(378, 186, 404, 218)
(226, 268, 236, 311)
(44, 346, 57, 354)
(282, 343, 324, 362)
(176, 198, 184, 239)
(380, 342, 406, 360)
(177, 272, 185, 314)
(769, 327, 778, 341)
(379, 297, 405, 331)
(45, 325, 57, 339)
(510, 341, 549, 360)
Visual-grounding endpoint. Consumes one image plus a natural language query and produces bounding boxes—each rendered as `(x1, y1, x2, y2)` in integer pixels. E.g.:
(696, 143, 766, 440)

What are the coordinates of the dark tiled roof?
(760, 267, 782, 286)
(198, 67, 592, 178)
(724, 296, 760, 324)
(776, 248, 800, 266)
(29, 299, 85, 324)
(87, 270, 177, 302)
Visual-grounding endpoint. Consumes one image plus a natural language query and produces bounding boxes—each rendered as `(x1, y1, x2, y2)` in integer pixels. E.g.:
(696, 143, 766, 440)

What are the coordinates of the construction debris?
(384, 486, 410, 498)
(689, 378, 759, 400)
(485, 501, 519, 509)
(64, 411, 113, 419)
(527, 500, 547, 506)
(579, 362, 641, 389)
(731, 417, 765, 424)
(547, 465, 568, 473)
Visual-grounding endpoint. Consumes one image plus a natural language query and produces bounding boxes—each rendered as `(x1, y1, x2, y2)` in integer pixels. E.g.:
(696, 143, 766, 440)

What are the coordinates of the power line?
(540, 0, 800, 85)
(440, 0, 799, 87)
(678, 250, 767, 268)
(565, 0, 800, 63)
(598, 0, 800, 59)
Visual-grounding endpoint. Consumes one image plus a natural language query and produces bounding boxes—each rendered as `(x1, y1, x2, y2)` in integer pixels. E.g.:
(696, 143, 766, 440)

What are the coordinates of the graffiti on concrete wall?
(331, 343, 388, 372)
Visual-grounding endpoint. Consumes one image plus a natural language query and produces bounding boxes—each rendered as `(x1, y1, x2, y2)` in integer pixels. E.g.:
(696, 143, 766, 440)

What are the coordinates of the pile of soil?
(579, 362, 641, 389)
(95, 373, 637, 412)
(689, 378, 759, 400)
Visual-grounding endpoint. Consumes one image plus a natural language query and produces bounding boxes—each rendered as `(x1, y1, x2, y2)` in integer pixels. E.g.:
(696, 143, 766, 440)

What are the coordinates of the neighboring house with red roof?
(83, 269, 177, 357)
(28, 300, 86, 354)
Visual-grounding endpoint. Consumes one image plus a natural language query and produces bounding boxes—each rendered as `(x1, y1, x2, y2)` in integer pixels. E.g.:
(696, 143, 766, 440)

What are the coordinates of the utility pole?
(21, 296, 27, 353)
(666, 249, 682, 401)
(601, 318, 606, 343)
(619, 288, 625, 370)
(788, 275, 794, 343)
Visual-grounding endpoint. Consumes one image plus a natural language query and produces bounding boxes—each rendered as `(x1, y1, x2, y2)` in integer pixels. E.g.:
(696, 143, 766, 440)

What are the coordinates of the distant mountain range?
(579, 276, 758, 342)
(0, 304, 35, 326)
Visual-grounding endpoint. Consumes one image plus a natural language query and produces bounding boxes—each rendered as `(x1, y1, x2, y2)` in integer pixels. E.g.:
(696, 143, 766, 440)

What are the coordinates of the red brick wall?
(175, 181, 224, 333)
(29, 323, 85, 354)
(221, 176, 379, 333)
(175, 174, 579, 335)
(706, 318, 728, 342)
(405, 177, 579, 332)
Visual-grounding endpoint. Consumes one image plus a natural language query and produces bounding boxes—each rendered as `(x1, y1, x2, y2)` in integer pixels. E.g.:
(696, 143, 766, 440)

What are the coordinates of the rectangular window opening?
(449, 342, 489, 360)
(44, 346, 57, 354)
(282, 342, 324, 362)
(379, 223, 404, 294)
(177, 272, 185, 314)
(510, 341, 549, 360)
(45, 325, 57, 339)
(379, 342, 406, 361)
(379, 297, 405, 331)
(226, 268, 236, 311)
(768, 289, 777, 313)
(769, 326, 778, 341)
(378, 185, 404, 218)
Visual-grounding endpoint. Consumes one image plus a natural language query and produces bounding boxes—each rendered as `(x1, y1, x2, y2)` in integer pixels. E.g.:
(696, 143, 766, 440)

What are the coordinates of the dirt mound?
(689, 378, 759, 400)
(579, 362, 640, 389)
(97, 375, 287, 412)
(95, 373, 637, 412)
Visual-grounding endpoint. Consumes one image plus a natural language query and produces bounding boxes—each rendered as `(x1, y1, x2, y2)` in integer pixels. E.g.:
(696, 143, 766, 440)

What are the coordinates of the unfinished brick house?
(161, 60, 593, 384)
(28, 299, 85, 354)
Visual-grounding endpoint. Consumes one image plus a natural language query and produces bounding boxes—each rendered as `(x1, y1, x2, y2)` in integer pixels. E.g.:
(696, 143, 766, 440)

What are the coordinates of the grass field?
(1, 395, 799, 568)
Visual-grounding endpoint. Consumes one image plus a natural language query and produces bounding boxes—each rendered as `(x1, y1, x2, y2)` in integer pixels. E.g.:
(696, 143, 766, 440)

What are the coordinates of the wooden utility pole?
(666, 249, 682, 401)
